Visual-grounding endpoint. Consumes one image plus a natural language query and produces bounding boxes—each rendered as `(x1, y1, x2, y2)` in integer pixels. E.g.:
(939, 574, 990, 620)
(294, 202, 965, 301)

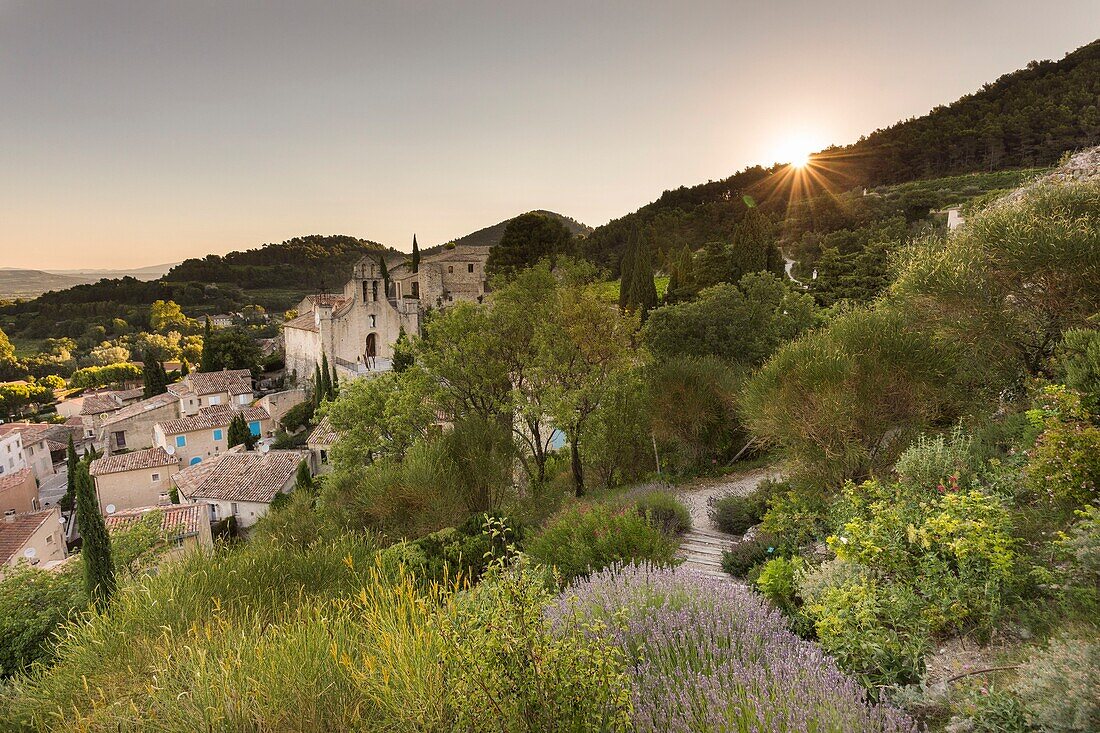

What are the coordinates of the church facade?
(283, 242, 492, 382)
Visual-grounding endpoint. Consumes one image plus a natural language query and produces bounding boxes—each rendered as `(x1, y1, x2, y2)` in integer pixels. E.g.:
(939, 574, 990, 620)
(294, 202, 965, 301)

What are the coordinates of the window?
(448, 265, 453, 274)
(113, 431, 126, 449)
(468, 263, 474, 273)
(208, 395, 222, 406)
(320, 449, 328, 464)
(175, 435, 187, 448)
(231, 502, 238, 515)
(45, 534, 53, 544)
(213, 429, 223, 441)
(372, 280, 379, 301)
(189, 456, 202, 466)
(369, 315, 376, 328)
(239, 394, 249, 404)
(363, 280, 370, 301)
(249, 421, 261, 437)
(151, 473, 161, 482)
(411, 281, 420, 299)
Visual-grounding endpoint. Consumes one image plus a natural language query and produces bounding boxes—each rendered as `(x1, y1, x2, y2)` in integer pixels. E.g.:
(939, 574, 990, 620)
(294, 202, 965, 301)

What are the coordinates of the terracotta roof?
(0, 509, 57, 565)
(0, 422, 52, 444)
(105, 503, 204, 538)
(89, 447, 178, 476)
(168, 370, 253, 399)
(302, 293, 345, 310)
(0, 468, 34, 494)
(307, 415, 339, 446)
(425, 245, 493, 263)
(283, 312, 320, 332)
(116, 387, 145, 402)
(80, 392, 126, 416)
(157, 404, 270, 436)
(99, 392, 180, 427)
(174, 450, 307, 503)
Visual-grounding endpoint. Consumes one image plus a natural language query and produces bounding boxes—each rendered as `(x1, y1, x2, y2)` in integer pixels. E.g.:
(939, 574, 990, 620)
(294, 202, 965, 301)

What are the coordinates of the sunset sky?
(2, 1, 1097, 269)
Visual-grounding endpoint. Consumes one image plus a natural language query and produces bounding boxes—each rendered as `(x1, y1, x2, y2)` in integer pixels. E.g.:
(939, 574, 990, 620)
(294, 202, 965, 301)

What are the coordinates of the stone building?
(0, 507, 66, 578)
(89, 447, 180, 513)
(283, 241, 491, 382)
(153, 404, 274, 468)
(105, 503, 213, 555)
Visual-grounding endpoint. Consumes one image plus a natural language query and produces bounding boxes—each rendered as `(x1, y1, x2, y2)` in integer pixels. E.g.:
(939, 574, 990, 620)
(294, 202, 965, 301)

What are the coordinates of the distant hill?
(427, 211, 592, 255)
(583, 38, 1100, 271)
(0, 263, 174, 300)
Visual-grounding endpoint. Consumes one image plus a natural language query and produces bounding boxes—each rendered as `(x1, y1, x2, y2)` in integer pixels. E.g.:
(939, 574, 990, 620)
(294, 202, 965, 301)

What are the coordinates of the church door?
(365, 333, 377, 359)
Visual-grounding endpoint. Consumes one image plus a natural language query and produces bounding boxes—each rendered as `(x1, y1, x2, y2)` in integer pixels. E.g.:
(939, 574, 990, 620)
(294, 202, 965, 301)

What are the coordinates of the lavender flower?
(547, 563, 920, 733)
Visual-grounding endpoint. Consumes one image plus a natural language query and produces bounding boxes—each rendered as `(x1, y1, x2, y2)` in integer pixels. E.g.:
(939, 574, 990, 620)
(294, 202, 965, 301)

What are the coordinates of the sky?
(1, 1, 1097, 269)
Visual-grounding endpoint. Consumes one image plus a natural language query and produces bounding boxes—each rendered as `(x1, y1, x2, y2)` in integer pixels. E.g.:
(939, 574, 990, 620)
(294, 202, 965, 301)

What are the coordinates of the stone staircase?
(676, 525, 733, 580)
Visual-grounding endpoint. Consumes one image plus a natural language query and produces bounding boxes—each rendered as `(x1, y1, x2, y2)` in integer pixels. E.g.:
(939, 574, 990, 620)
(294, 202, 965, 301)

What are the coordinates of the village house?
(153, 404, 274, 467)
(1, 469, 40, 515)
(58, 388, 144, 445)
(0, 507, 66, 578)
(306, 415, 338, 474)
(168, 369, 254, 416)
(95, 391, 181, 454)
(208, 313, 237, 328)
(89, 447, 180, 513)
(104, 503, 213, 555)
(1, 422, 83, 480)
(283, 242, 491, 382)
(0, 426, 29, 478)
(173, 448, 309, 530)
(254, 388, 307, 427)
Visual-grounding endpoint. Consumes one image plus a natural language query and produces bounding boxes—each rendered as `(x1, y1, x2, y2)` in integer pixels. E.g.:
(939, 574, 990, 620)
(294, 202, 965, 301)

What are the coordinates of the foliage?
(742, 305, 966, 485)
(0, 380, 53, 419)
(1057, 328, 1100, 408)
(525, 503, 679, 583)
(485, 211, 576, 278)
(721, 532, 776, 577)
(141, 349, 169, 397)
(632, 491, 692, 536)
(198, 327, 261, 373)
(73, 462, 115, 609)
(279, 399, 314, 432)
(0, 565, 86, 678)
(708, 483, 772, 535)
(1026, 386, 1100, 508)
(148, 299, 190, 333)
(758, 484, 830, 555)
(754, 555, 811, 633)
(227, 412, 255, 450)
(1013, 632, 1100, 732)
(548, 564, 918, 732)
(437, 415, 516, 514)
(894, 424, 976, 492)
(642, 272, 818, 365)
(69, 362, 141, 389)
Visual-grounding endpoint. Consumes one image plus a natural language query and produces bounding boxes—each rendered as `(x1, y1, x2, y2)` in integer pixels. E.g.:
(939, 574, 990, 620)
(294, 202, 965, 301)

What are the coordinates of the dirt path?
(673, 467, 781, 580)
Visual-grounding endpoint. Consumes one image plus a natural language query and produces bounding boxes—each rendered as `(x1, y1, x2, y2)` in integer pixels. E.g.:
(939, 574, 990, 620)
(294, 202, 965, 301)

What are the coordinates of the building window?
(468, 263, 474, 273)
(113, 431, 126, 449)
(176, 435, 187, 448)
(208, 395, 221, 406)
(363, 281, 370, 301)
(448, 265, 453, 274)
(411, 281, 420, 299)
(45, 534, 53, 544)
(151, 473, 160, 482)
(369, 314, 376, 328)
(213, 429, 223, 441)
(249, 421, 261, 437)
(372, 280, 379, 301)
(189, 456, 202, 466)
(231, 502, 238, 515)
(320, 449, 328, 464)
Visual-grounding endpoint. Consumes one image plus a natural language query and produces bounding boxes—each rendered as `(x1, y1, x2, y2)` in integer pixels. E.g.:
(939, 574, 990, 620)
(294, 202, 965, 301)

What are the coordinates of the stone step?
(687, 526, 735, 542)
(678, 554, 724, 569)
(678, 539, 731, 555)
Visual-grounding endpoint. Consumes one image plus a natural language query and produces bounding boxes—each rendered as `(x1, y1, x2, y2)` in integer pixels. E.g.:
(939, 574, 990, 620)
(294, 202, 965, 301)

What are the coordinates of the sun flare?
(789, 150, 811, 169)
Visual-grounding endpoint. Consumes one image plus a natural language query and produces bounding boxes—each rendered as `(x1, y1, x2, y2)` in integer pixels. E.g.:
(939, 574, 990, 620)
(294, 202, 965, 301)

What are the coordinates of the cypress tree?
(392, 326, 413, 372)
(199, 317, 215, 372)
(410, 234, 421, 274)
(632, 229, 659, 321)
(618, 229, 638, 312)
(142, 350, 167, 397)
(378, 254, 390, 295)
(330, 363, 339, 397)
(295, 459, 314, 493)
(313, 363, 324, 409)
(74, 462, 115, 609)
(320, 353, 333, 401)
(60, 435, 78, 512)
(180, 359, 190, 377)
(228, 413, 253, 450)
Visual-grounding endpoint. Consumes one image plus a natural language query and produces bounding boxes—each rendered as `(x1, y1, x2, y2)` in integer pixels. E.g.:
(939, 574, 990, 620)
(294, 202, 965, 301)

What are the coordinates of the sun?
(769, 132, 823, 170)
(789, 150, 811, 169)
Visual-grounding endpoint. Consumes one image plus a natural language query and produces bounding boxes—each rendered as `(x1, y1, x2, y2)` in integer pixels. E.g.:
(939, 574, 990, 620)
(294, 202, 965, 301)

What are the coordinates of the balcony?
(333, 356, 392, 377)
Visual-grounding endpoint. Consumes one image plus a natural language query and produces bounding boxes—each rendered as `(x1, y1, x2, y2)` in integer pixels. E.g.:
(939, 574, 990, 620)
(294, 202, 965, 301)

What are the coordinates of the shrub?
(1058, 328, 1100, 408)
(759, 484, 829, 553)
(1014, 633, 1099, 732)
(894, 424, 975, 491)
(721, 532, 776, 577)
(708, 489, 767, 535)
(0, 565, 86, 678)
(633, 491, 692, 535)
(951, 687, 1032, 733)
(380, 513, 523, 585)
(1027, 386, 1100, 509)
(525, 502, 678, 582)
(548, 564, 918, 733)
(755, 555, 805, 616)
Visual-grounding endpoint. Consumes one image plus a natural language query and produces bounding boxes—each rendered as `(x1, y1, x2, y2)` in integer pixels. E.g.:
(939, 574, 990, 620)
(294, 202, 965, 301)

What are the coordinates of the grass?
(589, 276, 670, 305)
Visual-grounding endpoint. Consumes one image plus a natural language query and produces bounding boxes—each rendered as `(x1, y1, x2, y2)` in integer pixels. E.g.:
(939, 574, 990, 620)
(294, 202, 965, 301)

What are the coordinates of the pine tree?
(320, 353, 333, 401)
(410, 234, 421, 274)
(74, 461, 115, 609)
(60, 435, 78, 512)
(199, 317, 215, 372)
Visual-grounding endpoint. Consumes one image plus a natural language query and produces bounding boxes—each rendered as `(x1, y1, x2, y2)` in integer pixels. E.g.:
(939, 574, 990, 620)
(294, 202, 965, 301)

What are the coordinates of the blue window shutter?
(189, 456, 202, 466)
(213, 429, 223, 441)
(249, 421, 261, 437)
(176, 435, 186, 448)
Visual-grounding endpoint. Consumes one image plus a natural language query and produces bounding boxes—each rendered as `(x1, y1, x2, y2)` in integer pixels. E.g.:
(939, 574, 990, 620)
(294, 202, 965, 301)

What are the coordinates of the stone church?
(283, 240, 492, 381)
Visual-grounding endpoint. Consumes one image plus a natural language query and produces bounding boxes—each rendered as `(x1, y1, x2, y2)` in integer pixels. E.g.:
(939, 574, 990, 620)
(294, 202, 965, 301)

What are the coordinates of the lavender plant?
(548, 563, 919, 733)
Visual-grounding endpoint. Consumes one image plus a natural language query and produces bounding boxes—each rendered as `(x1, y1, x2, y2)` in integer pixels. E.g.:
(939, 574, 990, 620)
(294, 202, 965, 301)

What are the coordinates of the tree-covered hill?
(427, 210, 592, 256)
(164, 234, 392, 291)
(582, 38, 1100, 271)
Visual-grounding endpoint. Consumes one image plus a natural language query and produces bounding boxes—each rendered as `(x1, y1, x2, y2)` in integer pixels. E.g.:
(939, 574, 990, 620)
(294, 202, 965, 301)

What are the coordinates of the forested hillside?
(426, 210, 591, 255)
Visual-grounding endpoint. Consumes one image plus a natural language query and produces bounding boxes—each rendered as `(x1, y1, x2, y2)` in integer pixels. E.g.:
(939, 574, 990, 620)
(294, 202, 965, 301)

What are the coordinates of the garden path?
(673, 467, 780, 580)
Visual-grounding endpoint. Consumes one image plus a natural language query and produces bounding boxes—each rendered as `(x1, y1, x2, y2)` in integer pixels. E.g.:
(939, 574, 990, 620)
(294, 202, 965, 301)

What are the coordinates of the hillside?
(426, 210, 591, 256)
(583, 38, 1100, 270)
(0, 264, 173, 301)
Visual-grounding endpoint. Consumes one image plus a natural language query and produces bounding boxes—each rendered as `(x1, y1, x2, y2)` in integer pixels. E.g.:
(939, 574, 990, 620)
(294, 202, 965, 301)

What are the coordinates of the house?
(0, 507, 66, 578)
(255, 388, 306, 427)
(208, 314, 236, 328)
(168, 369, 254, 416)
(0, 469, 40, 515)
(65, 389, 142, 444)
(153, 404, 273, 467)
(173, 449, 309, 530)
(95, 391, 181, 454)
(89, 447, 180, 513)
(0, 425, 29, 478)
(283, 241, 491, 382)
(104, 503, 213, 555)
(306, 415, 338, 474)
(0, 422, 54, 479)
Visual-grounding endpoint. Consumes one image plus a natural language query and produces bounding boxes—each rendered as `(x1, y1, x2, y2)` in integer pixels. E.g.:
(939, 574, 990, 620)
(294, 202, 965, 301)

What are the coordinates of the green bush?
(721, 532, 776, 578)
(708, 490, 767, 535)
(525, 502, 679, 582)
(952, 687, 1032, 733)
(633, 491, 692, 535)
(1014, 632, 1099, 732)
(894, 423, 975, 491)
(0, 565, 87, 678)
(1027, 386, 1100, 509)
(754, 555, 804, 616)
(759, 485, 829, 554)
(380, 513, 522, 585)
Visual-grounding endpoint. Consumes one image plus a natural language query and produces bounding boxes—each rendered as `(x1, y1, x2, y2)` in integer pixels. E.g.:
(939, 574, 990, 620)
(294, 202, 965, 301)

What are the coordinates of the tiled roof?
(157, 404, 270, 436)
(89, 447, 177, 476)
(80, 392, 126, 416)
(99, 392, 180, 427)
(116, 387, 145, 402)
(169, 370, 253, 398)
(0, 509, 57, 565)
(0, 422, 52, 445)
(302, 293, 345, 310)
(0, 468, 34, 494)
(307, 415, 338, 446)
(283, 312, 319, 332)
(425, 245, 493, 263)
(174, 450, 307, 503)
(105, 503, 204, 538)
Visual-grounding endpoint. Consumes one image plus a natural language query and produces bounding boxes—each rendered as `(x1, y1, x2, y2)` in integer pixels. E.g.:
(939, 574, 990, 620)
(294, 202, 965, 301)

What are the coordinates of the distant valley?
(0, 263, 177, 300)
